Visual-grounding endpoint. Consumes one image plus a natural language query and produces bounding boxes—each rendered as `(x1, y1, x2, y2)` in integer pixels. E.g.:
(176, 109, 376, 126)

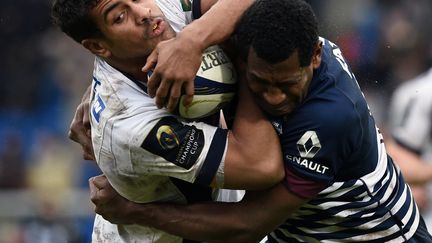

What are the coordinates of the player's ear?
(82, 38, 111, 58)
(311, 41, 323, 69)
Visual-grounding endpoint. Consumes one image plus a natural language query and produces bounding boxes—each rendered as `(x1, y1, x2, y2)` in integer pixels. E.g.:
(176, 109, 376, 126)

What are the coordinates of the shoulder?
(91, 58, 170, 138)
(93, 57, 150, 106)
(390, 68, 432, 123)
(303, 95, 360, 135)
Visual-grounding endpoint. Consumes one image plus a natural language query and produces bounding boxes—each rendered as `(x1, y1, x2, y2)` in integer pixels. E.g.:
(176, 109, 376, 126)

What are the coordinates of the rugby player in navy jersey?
(90, 0, 432, 242)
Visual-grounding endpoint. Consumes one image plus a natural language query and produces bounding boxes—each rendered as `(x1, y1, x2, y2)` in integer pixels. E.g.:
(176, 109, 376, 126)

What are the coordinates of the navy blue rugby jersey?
(268, 38, 419, 242)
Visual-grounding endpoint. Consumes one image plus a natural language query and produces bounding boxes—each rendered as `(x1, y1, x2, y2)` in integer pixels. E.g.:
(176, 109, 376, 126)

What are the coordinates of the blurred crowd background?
(0, 0, 431, 242)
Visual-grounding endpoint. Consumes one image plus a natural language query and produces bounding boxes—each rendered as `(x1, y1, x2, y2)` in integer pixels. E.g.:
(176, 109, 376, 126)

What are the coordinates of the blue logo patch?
(92, 95, 105, 123)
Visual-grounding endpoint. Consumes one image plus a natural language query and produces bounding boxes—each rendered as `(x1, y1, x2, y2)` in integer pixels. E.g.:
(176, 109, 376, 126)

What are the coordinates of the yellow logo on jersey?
(156, 125, 180, 150)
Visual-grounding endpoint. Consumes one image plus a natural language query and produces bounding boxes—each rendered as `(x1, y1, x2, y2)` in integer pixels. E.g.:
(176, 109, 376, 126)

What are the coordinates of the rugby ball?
(178, 45, 237, 119)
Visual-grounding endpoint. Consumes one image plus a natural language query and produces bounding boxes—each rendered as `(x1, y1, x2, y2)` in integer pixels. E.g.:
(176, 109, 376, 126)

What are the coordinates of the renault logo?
(297, 131, 321, 158)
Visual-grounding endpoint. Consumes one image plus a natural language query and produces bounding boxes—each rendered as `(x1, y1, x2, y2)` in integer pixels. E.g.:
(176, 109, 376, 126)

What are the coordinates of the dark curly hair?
(235, 0, 318, 66)
(51, 0, 103, 43)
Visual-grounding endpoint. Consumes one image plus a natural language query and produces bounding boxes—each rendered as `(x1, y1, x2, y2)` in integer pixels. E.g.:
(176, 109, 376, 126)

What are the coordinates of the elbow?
(249, 158, 285, 190)
(263, 164, 285, 188)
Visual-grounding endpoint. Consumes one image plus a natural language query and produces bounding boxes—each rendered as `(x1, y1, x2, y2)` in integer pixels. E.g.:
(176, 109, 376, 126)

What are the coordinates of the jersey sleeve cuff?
(194, 128, 227, 186)
(283, 165, 328, 199)
(192, 0, 202, 19)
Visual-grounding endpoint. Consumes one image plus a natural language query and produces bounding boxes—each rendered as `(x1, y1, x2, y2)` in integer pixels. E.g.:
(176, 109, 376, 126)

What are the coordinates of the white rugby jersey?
(389, 68, 432, 160)
(89, 1, 241, 242)
(389, 67, 432, 231)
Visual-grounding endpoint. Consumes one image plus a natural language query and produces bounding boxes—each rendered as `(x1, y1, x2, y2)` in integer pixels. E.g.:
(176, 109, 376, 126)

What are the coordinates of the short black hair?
(235, 0, 318, 66)
(51, 0, 102, 43)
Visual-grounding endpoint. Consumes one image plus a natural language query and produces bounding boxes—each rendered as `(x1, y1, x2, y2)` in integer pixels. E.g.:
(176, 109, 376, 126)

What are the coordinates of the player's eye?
(114, 12, 125, 24)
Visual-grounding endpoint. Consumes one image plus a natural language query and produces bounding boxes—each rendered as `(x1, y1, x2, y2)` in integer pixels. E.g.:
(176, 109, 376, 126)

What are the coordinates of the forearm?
(130, 186, 297, 242)
(180, 0, 254, 51)
(91, 181, 305, 242)
(387, 141, 432, 185)
(135, 202, 261, 242)
(396, 157, 432, 185)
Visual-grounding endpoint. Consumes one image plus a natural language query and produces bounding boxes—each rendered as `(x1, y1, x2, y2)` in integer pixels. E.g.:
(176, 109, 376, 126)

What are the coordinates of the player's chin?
(266, 108, 291, 116)
(258, 102, 294, 117)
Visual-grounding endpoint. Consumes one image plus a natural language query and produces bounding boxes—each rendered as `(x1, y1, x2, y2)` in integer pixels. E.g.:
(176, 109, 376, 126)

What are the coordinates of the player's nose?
(262, 87, 286, 106)
(132, 5, 151, 24)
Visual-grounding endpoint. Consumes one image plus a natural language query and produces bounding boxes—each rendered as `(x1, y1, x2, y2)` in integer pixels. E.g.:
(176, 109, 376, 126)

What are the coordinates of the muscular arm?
(144, 0, 255, 110)
(90, 176, 306, 243)
(222, 69, 284, 190)
(191, 0, 255, 49)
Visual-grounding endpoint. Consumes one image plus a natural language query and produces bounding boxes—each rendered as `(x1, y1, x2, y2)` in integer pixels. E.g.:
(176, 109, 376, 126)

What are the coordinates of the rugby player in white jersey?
(387, 67, 432, 231)
(52, 0, 284, 242)
(89, 0, 432, 242)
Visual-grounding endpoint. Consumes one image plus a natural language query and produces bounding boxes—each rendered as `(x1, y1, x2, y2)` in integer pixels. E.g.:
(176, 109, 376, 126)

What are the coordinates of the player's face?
(90, 0, 175, 59)
(246, 45, 321, 116)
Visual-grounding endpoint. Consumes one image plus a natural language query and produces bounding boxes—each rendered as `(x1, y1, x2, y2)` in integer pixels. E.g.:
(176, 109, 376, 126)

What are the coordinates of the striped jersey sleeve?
(269, 130, 419, 242)
(268, 38, 420, 242)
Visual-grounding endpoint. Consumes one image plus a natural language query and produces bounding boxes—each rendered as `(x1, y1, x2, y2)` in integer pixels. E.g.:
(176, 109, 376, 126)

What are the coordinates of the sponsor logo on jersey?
(92, 94, 105, 123)
(180, 0, 192, 11)
(271, 121, 283, 135)
(285, 154, 329, 174)
(142, 117, 204, 169)
(285, 131, 328, 175)
(156, 125, 179, 149)
(297, 131, 321, 158)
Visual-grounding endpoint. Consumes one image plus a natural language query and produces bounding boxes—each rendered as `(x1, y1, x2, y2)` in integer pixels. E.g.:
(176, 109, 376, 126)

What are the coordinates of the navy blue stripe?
(194, 128, 227, 186)
(128, 76, 148, 94)
(147, 71, 235, 96)
(372, 160, 391, 192)
(92, 76, 102, 101)
(93, 76, 101, 86)
(279, 218, 404, 241)
(306, 163, 396, 220)
(169, 177, 212, 203)
(195, 76, 237, 92)
(192, 0, 201, 19)
(316, 179, 358, 198)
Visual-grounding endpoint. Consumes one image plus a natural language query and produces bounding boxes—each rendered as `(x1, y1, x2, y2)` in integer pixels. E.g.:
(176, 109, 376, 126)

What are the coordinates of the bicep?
(220, 77, 284, 190)
(222, 134, 284, 190)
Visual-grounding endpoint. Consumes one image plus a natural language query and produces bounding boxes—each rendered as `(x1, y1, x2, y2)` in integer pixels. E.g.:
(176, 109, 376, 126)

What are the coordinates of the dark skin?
(142, 0, 255, 111)
(89, 174, 306, 243)
(89, 45, 324, 242)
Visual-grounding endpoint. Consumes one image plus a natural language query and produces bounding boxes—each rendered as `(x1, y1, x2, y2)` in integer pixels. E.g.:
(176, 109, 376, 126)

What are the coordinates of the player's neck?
(106, 57, 148, 81)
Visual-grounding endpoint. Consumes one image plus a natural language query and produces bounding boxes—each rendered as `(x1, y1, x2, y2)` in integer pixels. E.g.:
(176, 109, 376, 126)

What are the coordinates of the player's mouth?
(256, 97, 296, 116)
(148, 17, 165, 38)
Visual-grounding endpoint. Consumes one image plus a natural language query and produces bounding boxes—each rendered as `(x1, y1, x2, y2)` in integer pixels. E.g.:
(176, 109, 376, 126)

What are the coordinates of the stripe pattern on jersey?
(268, 130, 420, 242)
